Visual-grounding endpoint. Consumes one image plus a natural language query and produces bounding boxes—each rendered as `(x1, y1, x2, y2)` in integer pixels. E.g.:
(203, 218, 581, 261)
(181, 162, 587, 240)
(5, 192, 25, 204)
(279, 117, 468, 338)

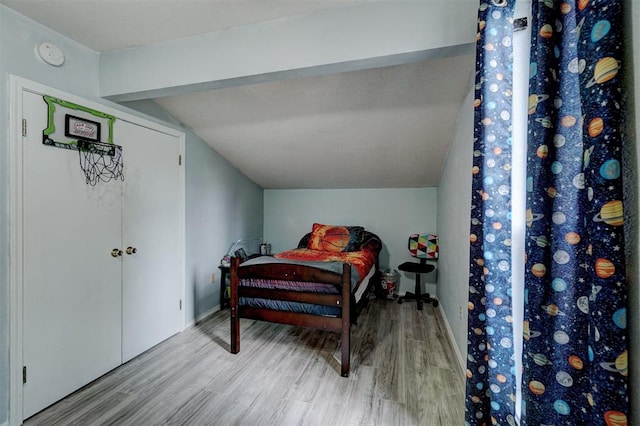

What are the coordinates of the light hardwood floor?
(25, 298, 465, 425)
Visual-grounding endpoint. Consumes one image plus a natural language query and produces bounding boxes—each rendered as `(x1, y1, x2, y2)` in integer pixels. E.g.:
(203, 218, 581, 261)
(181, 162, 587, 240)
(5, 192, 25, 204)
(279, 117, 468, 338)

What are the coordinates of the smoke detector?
(36, 42, 65, 66)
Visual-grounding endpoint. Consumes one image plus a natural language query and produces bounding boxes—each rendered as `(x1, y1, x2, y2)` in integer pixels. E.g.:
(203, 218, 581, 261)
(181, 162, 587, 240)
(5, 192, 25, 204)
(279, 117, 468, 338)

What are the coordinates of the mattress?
(238, 257, 376, 317)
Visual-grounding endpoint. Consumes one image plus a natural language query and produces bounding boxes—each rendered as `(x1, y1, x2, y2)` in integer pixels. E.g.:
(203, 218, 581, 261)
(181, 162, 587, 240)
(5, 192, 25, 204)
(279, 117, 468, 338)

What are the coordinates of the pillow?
(307, 223, 364, 252)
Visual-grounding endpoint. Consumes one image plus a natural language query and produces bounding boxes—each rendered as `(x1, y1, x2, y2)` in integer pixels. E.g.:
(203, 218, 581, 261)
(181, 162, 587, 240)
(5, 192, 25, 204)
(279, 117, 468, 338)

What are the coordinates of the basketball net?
(77, 140, 124, 186)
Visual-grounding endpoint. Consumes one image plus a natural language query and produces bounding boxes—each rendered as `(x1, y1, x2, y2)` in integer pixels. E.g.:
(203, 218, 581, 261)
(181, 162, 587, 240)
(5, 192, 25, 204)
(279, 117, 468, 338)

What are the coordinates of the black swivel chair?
(397, 234, 439, 310)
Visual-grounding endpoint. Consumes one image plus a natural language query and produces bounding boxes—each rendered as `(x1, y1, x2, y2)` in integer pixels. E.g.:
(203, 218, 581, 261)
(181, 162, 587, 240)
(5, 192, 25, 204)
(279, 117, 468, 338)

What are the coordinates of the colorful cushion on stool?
(408, 234, 438, 259)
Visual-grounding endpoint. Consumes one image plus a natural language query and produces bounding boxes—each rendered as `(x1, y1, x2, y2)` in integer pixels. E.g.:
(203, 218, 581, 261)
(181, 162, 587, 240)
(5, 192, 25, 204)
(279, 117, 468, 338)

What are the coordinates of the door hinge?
(23, 366, 27, 384)
(22, 119, 27, 137)
(178, 155, 182, 166)
(179, 299, 182, 310)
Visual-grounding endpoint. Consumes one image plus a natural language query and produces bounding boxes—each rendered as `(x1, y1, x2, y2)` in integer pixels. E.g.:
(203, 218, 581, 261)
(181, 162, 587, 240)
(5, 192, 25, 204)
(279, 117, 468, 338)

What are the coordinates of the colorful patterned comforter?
(238, 248, 378, 317)
(274, 248, 378, 286)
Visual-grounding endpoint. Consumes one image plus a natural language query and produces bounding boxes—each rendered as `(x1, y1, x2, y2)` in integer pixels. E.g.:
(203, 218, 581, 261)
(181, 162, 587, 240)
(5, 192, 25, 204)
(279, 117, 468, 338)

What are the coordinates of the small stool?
(397, 259, 438, 310)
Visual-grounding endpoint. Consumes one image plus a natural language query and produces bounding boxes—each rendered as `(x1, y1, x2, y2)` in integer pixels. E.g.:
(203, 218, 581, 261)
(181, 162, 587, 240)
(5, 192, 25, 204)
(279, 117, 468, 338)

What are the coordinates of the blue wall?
(264, 188, 437, 295)
(436, 80, 473, 370)
(183, 127, 263, 321)
(0, 6, 263, 423)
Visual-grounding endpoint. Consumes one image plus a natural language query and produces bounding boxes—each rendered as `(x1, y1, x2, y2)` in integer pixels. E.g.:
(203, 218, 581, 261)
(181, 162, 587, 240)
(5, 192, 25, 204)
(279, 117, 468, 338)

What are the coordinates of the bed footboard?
(229, 256, 352, 377)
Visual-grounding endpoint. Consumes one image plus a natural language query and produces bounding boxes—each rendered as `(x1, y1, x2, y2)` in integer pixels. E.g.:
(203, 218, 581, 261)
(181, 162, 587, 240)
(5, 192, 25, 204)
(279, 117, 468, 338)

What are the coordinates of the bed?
(230, 224, 382, 377)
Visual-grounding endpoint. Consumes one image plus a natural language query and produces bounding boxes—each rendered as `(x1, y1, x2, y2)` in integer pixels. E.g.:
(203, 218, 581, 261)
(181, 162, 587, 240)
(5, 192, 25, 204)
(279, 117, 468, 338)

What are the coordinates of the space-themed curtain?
(522, 1, 628, 425)
(465, 1, 517, 424)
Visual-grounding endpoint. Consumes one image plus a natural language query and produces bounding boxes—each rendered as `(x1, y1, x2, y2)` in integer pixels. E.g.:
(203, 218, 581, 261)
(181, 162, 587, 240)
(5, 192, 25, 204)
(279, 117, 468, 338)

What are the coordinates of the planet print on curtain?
(522, 0, 629, 424)
(465, 0, 516, 424)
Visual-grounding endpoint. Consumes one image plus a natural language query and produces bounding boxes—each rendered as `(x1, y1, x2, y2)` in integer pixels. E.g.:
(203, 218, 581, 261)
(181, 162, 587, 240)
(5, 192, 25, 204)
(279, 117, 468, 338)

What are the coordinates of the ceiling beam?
(99, 1, 476, 102)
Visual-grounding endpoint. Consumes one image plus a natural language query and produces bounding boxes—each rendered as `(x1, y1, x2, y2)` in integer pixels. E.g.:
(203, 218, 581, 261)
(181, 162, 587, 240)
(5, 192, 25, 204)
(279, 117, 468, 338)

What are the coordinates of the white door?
(118, 120, 182, 362)
(22, 90, 123, 418)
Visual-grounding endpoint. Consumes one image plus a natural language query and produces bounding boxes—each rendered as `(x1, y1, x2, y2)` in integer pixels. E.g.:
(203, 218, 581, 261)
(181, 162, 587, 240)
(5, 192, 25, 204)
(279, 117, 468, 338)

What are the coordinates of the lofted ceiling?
(1, 0, 477, 189)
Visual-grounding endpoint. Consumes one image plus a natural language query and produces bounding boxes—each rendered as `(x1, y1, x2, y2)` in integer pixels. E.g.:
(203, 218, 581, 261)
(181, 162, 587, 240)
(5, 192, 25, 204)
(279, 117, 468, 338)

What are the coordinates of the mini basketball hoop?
(77, 139, 124, 186)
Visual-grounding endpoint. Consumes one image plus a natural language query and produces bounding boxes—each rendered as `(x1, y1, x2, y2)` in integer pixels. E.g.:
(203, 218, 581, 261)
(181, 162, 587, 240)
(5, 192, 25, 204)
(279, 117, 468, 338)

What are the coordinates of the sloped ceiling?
(155, 56, 473, 189)
(1, 0, 477, 189)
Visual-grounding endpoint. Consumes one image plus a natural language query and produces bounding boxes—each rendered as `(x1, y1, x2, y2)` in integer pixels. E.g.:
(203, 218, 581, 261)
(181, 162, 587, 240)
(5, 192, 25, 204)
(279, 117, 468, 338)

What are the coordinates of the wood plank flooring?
(25, 299, 465, 425)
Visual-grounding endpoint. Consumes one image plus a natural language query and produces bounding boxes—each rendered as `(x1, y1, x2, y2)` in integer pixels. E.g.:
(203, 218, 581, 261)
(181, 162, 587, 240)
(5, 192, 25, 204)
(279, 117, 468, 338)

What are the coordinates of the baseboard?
(185, 304, 221, 329)
(436, 303, 466, 378)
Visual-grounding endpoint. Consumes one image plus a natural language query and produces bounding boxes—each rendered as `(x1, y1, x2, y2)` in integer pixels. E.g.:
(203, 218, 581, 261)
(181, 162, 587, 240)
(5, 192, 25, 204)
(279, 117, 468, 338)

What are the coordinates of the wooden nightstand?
(219, 265, 230, 309)
(219, 254, 271, 309)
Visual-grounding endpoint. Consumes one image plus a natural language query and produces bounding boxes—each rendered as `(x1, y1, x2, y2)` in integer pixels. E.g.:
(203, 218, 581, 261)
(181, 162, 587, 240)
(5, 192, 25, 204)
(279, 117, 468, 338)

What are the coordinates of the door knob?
(111, 248, 123, 257)
(126, 246, 137, 255)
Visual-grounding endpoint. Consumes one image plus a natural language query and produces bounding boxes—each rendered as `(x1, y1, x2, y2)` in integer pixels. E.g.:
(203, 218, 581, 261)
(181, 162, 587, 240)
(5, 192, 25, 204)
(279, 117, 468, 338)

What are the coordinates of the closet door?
(118, 120, 182, 362)
(22, 91, 123, 419)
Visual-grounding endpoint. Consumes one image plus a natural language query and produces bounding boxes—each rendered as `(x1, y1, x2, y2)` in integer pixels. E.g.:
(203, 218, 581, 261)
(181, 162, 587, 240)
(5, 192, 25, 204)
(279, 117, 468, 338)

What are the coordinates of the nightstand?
(219, 265, 230, 309)
(219, 254, 271, 309)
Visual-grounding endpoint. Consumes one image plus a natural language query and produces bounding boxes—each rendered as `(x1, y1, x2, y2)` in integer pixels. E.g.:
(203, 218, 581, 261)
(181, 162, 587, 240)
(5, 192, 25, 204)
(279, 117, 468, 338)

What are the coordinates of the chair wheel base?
(396, 259, 438, 310)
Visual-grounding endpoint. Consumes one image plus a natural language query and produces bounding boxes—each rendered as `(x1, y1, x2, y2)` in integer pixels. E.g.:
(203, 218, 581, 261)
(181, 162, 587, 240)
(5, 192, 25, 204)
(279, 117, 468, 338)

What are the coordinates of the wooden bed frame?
(229, 256, 364, 377)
